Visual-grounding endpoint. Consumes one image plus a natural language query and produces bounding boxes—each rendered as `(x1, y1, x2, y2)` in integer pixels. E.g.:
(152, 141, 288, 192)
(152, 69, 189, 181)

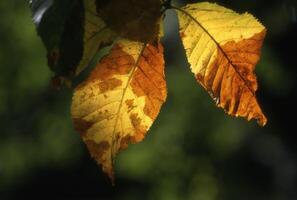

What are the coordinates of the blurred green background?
(1, 0, 297, 199)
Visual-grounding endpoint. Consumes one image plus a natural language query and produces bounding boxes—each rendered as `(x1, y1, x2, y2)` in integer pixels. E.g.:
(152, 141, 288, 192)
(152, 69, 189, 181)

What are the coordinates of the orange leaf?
(176, 2, 267, 126)
(71, 39, 167, 181)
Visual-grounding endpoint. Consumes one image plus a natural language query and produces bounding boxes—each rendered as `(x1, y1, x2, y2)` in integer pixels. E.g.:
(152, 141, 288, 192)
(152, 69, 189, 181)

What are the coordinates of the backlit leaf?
(177, 2, 267, 126)
(31, 0, 116, 80)
(75, 0, 116, 75)
(71, 39, 167, 181)
(31, 0, 84, 78)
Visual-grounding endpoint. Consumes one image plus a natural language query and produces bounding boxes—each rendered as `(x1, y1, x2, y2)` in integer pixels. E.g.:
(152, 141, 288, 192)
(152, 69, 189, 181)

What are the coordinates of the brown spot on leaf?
(119, 113, 147, 150)
(94, 45, 134, 80)
(119, 135, 131, 151)
(84, 140, 113, 179)
(85, 140, 110, 161)
(130, 43, 167, 120)
(125, 99, 134, 110)
(76, 44, 134, 91)
(72, 118, 93, 137)
(129, 113, 147, 142)
(200, 30, 267, 126)
(99, 78, 122, 93)
(180, 31, 186, 38)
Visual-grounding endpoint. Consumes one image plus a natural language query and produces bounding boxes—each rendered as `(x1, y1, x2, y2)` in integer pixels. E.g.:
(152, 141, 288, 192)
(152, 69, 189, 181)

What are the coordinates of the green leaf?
(31, 0, 84, 78)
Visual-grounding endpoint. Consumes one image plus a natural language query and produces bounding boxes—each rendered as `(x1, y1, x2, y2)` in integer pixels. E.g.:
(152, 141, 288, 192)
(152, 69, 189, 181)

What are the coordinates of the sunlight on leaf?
(71, 39, 167, 181)
(75, 0, 116, 75)
(176, 2, 267, 126)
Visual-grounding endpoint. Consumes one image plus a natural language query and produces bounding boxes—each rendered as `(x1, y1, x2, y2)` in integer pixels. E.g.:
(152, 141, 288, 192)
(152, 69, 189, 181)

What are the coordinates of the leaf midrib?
(172, 5, 257, 97)
(110, 43, 147, 164)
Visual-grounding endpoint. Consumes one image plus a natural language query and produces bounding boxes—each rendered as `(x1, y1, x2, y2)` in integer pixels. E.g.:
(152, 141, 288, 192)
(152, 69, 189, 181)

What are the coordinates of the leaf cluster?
(31, 0, 267, 182)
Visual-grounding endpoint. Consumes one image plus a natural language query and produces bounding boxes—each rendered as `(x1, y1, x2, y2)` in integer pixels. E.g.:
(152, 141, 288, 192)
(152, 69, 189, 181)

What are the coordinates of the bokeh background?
(1, 0, 297, 199)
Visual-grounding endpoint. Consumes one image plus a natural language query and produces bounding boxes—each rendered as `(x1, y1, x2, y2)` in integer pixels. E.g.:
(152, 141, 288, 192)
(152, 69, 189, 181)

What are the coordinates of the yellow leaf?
(176, 2, 267, 126)
(75, 0, 117, 75)
(96, 0, 163, 42)
(71, 39, 167, 181)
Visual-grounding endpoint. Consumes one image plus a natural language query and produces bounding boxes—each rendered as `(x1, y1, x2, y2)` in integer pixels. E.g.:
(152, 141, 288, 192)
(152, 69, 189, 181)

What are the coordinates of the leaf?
(75, 0, 117, 75)
(31, 0, 84, 78)
(71, 39, 167, 181)
(96, 0, 163, 42)
(176, 2, 267, 126)
(31, 0, 116, 80)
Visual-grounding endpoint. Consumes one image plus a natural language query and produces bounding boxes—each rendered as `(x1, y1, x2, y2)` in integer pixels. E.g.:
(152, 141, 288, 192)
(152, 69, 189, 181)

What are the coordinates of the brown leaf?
(95, 0, 163, 42)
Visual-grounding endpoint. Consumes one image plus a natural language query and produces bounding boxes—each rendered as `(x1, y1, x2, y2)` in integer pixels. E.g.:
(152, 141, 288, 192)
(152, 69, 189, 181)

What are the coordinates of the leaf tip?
(257, 114, 268, 127)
